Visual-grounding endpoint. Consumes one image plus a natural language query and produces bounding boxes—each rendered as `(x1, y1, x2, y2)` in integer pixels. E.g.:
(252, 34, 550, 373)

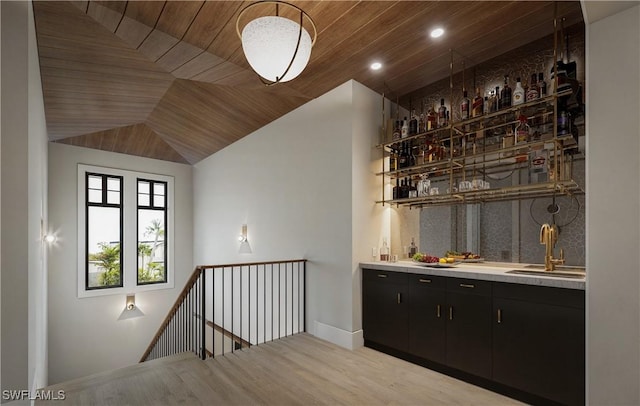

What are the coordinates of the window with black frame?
(86, 173, 123, 289)
(137, 179, 167, 285)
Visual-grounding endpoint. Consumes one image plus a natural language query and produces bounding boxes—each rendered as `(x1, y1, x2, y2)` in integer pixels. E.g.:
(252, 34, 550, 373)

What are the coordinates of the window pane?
(138, 209, 166, 284)
(88, 175, 102, 190)
(88, 189, 102, 204)
(138, 181, 150, 194)
(107, 191, 120, 205)
(153, 183, 165, 196)
(154, 195, 165, 208)
(138, 194, 150, 207)
(107, 178, 120, 192)
(87, 207, 121, 288)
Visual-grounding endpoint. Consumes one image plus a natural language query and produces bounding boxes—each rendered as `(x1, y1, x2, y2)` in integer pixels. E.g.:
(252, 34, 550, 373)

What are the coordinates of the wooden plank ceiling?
(34, 1, 583, 165)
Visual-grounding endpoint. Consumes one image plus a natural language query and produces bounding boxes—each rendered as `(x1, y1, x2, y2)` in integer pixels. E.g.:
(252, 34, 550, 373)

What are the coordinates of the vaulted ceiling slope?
(34, 1, 583, 164)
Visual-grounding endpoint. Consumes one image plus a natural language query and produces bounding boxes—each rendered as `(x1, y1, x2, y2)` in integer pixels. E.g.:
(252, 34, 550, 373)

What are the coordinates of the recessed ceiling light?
(430, 28, 445, 38)
(370, 62, 382, 71)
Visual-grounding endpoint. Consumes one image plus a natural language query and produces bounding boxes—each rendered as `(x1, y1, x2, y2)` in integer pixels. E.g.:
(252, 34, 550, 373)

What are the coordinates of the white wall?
(1, 0, 48, 397)
(585, 4, 640, 404)
(27, 0, 49, 393)
(47, 143, 193, 384)
(194, 80, 385, 347)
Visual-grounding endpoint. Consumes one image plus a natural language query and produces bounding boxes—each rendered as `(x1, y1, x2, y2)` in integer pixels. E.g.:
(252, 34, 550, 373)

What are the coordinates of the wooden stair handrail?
(197, 259, 307, 270)
(140, 259, 307, 362)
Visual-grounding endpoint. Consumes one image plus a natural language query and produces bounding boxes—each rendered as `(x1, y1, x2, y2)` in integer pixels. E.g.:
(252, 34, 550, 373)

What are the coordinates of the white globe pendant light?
(237, 1, 317, 86)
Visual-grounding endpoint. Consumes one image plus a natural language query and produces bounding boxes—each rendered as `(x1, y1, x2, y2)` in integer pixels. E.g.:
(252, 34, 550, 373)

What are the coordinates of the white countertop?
(360, 260, 585, 290)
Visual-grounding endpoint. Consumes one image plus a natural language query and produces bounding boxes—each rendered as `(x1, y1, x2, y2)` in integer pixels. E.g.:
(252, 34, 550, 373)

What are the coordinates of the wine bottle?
(500, 76, 512, 108)
(392, 178, 399, 199)
(437, 98, 447, 128)
(538, 72, 547, 97)
(409, 110, 418, 135)
(460, 90, 470, 120)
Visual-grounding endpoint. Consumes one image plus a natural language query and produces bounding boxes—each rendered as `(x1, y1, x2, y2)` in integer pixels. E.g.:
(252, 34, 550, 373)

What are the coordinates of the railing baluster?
(200, 272, 206, 360)
(140, 260, 306, 363)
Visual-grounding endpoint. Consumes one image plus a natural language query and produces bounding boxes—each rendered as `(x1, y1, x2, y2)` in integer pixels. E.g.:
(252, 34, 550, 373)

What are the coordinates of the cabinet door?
(362, 269, 408, 351)
(446, 290, 493, 379)
(408, 275, 446, 364)
(493, 296, 585, 406)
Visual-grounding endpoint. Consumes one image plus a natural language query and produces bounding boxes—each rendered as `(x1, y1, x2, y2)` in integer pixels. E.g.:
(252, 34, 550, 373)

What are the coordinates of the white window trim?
(77, 164, 175, 298)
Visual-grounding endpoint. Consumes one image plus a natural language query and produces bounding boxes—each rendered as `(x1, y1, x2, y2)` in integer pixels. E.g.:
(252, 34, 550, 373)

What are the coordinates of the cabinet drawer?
(363, 268, 407, 285)
(446, 277, 492, 296)
(408, 273, 446, 290)
(493, 282, 584, 309)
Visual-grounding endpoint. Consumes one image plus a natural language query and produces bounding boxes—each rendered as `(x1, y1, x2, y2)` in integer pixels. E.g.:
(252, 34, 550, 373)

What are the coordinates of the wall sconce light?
(118, 294, 144, 320)
(238, 224, 252, 254)
(43, 234, 56, 244)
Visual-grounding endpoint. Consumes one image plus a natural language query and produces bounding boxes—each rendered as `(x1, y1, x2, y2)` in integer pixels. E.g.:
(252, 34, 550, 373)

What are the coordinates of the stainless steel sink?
(506, 269, 586, 279)
(524, 264, 586, 272)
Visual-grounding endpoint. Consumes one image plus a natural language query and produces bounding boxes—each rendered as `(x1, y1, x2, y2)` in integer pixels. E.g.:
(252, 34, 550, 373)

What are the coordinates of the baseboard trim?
(312, 321, 363, 350)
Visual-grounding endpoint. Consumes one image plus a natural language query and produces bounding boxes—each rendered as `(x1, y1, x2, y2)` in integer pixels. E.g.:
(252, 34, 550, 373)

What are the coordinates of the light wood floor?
(39, 333, 523, 405)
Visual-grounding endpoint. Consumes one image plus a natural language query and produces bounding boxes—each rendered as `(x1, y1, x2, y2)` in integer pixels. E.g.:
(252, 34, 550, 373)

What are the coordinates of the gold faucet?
(540, 223, 565, 272)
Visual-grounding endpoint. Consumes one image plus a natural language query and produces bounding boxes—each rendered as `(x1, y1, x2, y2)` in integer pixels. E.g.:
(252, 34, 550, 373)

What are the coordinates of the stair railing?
(141, 259, 306, 362)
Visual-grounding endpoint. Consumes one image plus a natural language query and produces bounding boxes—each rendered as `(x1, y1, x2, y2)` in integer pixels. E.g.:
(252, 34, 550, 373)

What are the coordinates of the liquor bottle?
(389, 148, 397, 171)
(483, 96, 489, 115)
(401, 178, 409, 199)
(427, 105, 437, 131)
(445, 111, 450, 127)
(515, 114, 530, 145)
(392, 120, 401, 140)
(472, 88, 484, 117)
(488, 88, 497, 113)
(380, 237, 390, 261)
(500, 76, 512, 108)
(538, 72, 547, 97)
(409, 110, 418, 135)
(526, 73, 539, 101)
(401, 117, 409, 138)
(513, 77, 525, 105)
(437, 98, 447, 128)
(460, 90, 470, 120)
(392, 178, 400, 199)
(408, 178, 417, 198)
(408, 237, 418, 257)
(494, 86, 501, 111)
(418, 111, 426, 134)
(398, 142, 408, 168)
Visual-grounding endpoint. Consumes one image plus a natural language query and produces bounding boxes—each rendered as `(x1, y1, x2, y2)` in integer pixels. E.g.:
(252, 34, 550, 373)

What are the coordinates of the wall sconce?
(43, 234, 56, 244)
(238, 224, 252, 254)
(118, 294, 144, 320)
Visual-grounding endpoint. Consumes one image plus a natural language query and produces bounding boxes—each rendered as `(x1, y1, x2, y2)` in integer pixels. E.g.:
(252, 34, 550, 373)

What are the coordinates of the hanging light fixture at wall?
(236, 1, 317, 86)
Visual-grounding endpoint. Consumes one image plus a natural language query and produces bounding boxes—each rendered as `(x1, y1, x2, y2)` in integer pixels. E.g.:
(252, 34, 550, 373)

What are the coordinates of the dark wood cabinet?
(492, 282, 585, 406)
(445, 278, 493, 379)
(362, 269, 408, 351)
(362, 268, 585, 405)
(407, 274, 446, 364)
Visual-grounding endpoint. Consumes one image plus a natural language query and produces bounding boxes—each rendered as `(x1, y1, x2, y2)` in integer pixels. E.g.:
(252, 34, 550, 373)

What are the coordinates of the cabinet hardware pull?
(397, 293, 401, 304)
(459, 283, 475, 288)
(377, 274, 388, 278)
(497, 308, 502, 324)
(419, 279, 432, 283)
(449, 307, 453, 320)
(436, 305, 441, 318)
